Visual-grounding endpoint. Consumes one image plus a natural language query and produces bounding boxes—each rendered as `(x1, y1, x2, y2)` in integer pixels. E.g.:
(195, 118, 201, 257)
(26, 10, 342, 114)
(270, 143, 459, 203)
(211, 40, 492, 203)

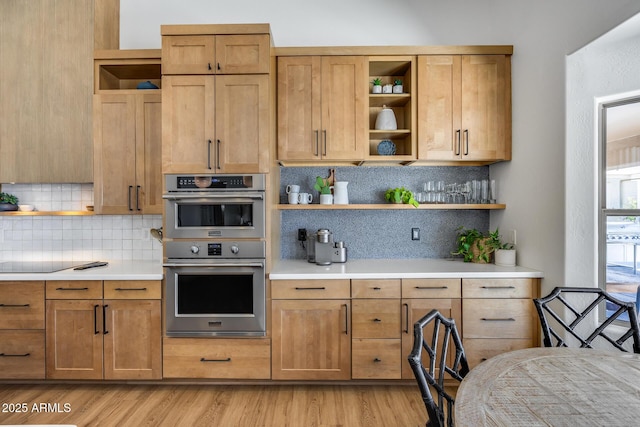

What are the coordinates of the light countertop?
(269, 258, 544, 280)
(0, 260, 163, 281)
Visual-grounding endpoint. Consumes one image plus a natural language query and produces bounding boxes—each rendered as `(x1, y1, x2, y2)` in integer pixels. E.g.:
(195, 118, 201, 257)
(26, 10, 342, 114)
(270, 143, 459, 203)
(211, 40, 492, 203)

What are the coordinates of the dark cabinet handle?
(56, 287, 89, 291)
(136, 186, 141, 211)
(415, 286, 448, 290)
(200, 357, 231, 362)
(0, 353, 30, 357)
(216, 139, 221, 170)
(103, 305, 109, 335)
(481, 286, 516, 289)
(455, 129, 461, 155)
(372, 287, 381, 290)
(217, 63, 221, 71)
(322, 130, 327, 156)
(94, 304, 100, 334)
(295, 287, 326, 291)
(0, 303, 29, 307)
(373, 358, 382, 363)
(343, 304, 349, 335)
(463, 129, 469, 155)
(481, 317, 516, 322)
(208, 63, 212, 71)
(403, 303, 410, 334)
(373, 318, 382, 323)
(314, 130, 319, 156)
(114, 287, 147, 292)
(128, 185, 133, 211)
(207, 139, 212, 170)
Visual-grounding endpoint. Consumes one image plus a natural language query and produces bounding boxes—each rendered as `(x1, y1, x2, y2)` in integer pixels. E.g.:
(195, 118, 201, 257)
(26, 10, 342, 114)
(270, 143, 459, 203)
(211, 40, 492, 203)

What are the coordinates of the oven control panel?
(164, 174, 265, 191)
(165, 240, 266, 259)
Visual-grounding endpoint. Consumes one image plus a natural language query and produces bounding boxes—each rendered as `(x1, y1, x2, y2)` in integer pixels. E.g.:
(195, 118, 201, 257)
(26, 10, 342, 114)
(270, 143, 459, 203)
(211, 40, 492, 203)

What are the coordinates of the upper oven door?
(163, 192, 265, 239)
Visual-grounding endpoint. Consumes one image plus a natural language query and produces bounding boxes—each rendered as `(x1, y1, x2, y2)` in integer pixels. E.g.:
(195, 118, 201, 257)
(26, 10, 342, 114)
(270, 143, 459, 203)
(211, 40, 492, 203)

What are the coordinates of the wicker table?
(455, 347, 640, 427)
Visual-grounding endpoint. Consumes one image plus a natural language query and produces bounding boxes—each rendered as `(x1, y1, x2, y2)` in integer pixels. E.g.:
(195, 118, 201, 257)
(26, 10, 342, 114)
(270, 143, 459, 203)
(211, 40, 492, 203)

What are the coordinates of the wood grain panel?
(46, 280, 103, 299)
(402, 278, 461, 299)
(463, 338, 532, 369)
(103, 280, 162, 300)
(271, 279, 350, 299)
(462, 298, 534, 339)
(462, 278, 535, 298)
(351, 299, 400, 339)
(351, 279, 401, 299)
(0, 330, 45, 379)
(352, 338, 401, 379)
(0, 281, 45, 329)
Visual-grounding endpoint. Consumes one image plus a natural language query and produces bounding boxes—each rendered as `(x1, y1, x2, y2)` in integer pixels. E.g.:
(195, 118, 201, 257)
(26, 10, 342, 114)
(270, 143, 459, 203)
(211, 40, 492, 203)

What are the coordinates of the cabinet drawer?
(462, 278, 536, 298)
(0, 282, 44, 329)
(352, 300, 400, 339)
(352, 339, 401, 379)
(46, 280, 103, 299)
(104, 280, 162, 299)
(0, 330, 45, 379)
(463, 299, 534, 339)
(464, 338, 532, 369)
(163, 338, 271, 379)
(271, 279, 350, 299)
(402, 279, 461, 299)
(352, 279, 400, 299)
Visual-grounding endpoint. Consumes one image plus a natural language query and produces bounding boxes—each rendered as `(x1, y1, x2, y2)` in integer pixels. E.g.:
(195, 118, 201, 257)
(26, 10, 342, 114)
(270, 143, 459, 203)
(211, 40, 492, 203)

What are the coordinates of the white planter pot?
(319, 194, 333, 205)
(372, 85, 382, 94)
(382, 84, 393, 93)
(494, 249, 516, 266)
(392, 85, 403, 93)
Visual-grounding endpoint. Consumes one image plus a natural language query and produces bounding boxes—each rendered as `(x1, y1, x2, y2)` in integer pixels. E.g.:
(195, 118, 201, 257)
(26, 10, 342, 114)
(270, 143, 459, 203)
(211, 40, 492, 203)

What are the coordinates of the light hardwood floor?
(0, 384, 431, 426)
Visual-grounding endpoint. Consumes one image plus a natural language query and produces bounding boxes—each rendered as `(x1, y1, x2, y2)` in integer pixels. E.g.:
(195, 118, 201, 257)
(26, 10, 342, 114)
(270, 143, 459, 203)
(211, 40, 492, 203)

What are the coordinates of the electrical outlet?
(298, 228, 307, 242)
(412, 228, 420, 241)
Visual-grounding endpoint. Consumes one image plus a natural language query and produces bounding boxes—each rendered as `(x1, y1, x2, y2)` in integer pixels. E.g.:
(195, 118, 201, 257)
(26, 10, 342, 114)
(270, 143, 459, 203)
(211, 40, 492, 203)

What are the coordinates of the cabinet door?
(0, 281, 44, 329)
(272, 299, 351, 380)
(103, 300, 162, 380)
(162, 35, 215, 75)
(93, 94, 137, 214)
(216, 34, 270, 74)
(417, 55, 460, 161)
(460, 55, 509, 161)
(215, 74, 269, 172)
(162, 75, 215, 173)
(401, 298, 462, 380)
(136, 93, 163, 214)
(321, 56, 367, 160)
(46, 299, 103, 380)
(277, 56, 322, 160)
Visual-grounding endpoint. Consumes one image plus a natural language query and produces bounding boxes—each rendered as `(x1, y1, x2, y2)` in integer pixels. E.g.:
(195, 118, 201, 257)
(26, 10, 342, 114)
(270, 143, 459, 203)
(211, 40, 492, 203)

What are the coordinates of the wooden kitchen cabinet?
(277, 56, 367, 161)
(271, 279, 351, 380)
(162, 33, 270, 75)
(351, 279, 402, 380)
(93, 93, 162, 214)
(461, 278, 540, 368)
(0, 281, 45, 379)
(162, 74, 269, 174)
(417, 55, 511, 162)
(45, 280, 162, 380)
(401, 278, 462, 379)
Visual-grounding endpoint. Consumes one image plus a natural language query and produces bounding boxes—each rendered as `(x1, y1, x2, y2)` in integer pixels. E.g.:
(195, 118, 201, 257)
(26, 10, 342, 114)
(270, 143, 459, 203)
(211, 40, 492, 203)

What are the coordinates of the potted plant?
(489, 228, 517, 266)
(371, 77, 383, 94)
(393, 78, 403, 93)
(0, 192, 19, 211)
(384, 187, 419, 208)
(314, 176, 333, 204)
(452, 226, 500, 263)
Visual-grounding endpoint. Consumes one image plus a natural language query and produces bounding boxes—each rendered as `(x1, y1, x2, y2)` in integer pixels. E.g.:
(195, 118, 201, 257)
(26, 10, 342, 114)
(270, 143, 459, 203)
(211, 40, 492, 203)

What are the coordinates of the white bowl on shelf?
(18, 204, 34, 211)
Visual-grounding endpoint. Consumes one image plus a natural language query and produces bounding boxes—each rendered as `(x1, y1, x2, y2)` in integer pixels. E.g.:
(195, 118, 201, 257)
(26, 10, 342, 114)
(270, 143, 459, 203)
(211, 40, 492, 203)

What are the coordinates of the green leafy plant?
(384, 187, 419, 208)
(393, 79, 403, 86)
(371, 77, 382, 86)
(313, 176, 331, 195)
(487, 228, 515, 250)
(452, 226, 499, 263)
(0, 192, 18, 205)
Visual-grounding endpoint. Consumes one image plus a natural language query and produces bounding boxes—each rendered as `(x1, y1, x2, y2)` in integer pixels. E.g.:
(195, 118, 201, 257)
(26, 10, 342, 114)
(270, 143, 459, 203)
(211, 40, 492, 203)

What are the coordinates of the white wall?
(120, 0, 640, 292)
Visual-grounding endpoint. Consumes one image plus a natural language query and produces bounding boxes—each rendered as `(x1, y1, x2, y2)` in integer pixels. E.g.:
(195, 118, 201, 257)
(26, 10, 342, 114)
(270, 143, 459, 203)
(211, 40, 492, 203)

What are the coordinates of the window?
(599, 98, 640, 322)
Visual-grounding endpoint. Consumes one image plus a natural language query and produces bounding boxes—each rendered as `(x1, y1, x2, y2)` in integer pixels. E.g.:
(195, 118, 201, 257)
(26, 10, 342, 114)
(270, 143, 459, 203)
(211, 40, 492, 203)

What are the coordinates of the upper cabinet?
(161, 24, 271, 174)
(417, 55, 511, 162)
(277, 56, 367, 162)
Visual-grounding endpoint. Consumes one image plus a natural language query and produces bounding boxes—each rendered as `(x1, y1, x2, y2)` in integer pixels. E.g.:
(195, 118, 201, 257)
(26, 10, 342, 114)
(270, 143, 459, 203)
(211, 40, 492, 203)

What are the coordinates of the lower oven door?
(164, 260, 266, 337)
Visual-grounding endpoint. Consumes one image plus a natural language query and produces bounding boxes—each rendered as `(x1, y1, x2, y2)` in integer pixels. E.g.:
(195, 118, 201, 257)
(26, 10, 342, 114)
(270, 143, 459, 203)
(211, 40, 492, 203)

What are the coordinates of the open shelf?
(0, 211, 95, 216)
(278, 204, 506, 210)
(94, 49, 162, 93)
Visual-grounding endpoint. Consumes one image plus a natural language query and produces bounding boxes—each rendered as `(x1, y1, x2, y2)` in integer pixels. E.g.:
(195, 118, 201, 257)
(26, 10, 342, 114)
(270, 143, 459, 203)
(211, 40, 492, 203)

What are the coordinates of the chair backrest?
(408, 309, 470, 427)
(533, 286, 640, 353)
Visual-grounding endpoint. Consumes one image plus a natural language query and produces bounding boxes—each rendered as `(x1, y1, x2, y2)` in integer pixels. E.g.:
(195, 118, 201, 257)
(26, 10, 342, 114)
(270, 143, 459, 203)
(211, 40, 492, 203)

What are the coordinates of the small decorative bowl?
(18, 205, 34, 212)
(377, 139, 397, 156)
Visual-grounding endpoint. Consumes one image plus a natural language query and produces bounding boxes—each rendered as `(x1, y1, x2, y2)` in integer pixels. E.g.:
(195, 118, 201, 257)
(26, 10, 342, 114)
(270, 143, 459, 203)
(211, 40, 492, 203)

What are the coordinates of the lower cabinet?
(271, 280, 351, 380)
(45, 280, 162, 380)
(0, 281, 46, 379)
(162, 338, 271, 379)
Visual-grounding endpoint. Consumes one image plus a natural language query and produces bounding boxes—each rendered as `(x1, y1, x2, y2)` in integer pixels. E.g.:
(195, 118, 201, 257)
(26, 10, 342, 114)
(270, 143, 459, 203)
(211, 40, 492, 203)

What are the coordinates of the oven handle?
(163, 262, 264, 268)
(162, 193, 264, 200)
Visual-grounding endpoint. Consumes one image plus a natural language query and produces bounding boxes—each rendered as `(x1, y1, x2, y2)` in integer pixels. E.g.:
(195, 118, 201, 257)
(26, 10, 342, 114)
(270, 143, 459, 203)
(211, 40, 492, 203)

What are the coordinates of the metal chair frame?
(408, 309, 470, 427)
(533, 286, 640, 353)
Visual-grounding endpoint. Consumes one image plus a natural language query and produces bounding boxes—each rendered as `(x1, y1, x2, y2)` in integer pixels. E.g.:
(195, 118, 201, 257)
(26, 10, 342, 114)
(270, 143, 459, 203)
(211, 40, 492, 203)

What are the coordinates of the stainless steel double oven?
(163, 174, 266, 337)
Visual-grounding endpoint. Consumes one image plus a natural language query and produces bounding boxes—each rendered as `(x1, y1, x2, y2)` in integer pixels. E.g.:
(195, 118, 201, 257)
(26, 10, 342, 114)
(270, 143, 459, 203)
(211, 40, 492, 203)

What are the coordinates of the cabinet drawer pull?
(373, 318, 382, 323)
(480, 286, 516, 289)
(294, 287, 326, 291)
(373, 358, 382, 363)
(343, 304, 349, 335)
(114, 287, 148, 291)
(463, 129, 469, 155)
(481, 317, 516, 322)
(403, 303, 410, 333)
(200, 357, 231, 363)
(207, 139, 212, 170)
(314, 130, 319, 156)
(94, 304, 100, 335)
(207, 63, 212, 71)
(216, 139, 222, 170)
(135, 185, 141, 211)
(56, 287, 89, 291)
(103, 305, 109, 335)
(415, 286, 448, 290)
(0, 303, 30, 307)
(128, 185, 133, 211)
(455, 129, 461, 155)
(0, 353, 30, 357)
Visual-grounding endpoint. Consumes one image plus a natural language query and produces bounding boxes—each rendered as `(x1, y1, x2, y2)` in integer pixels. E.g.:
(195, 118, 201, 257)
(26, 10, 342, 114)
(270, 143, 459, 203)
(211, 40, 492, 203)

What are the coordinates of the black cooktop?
(0, 261, 91, 273)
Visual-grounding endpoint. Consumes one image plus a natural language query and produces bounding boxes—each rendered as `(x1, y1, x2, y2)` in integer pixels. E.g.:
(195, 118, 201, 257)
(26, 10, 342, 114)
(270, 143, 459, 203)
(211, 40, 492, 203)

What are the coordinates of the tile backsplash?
(0, 184, 162, 261)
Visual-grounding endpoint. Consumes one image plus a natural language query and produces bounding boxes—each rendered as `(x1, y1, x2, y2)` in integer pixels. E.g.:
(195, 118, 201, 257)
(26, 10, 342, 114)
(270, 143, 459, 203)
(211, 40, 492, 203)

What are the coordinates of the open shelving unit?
(278, 203, 506, 210)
